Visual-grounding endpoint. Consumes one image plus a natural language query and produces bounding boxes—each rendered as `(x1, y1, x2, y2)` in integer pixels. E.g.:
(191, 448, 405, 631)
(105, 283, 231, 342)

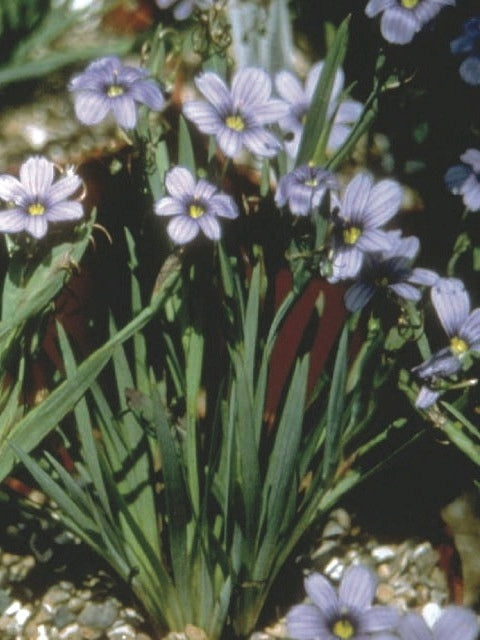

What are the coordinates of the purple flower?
(451, 17, 480, 85)
(287, 565, 399, 640)
(398, 607, 478, 640)
(0, 157, 83, 239)
(155, 0, 213, 20)
(328, 173, 403, 282)
(344, 232, 438, 312)
(444, 149, 480, 212)
(275, 62, 363, 159)
(154, 166, 238, 244)
(412, 278, 480, 407)
(275, 165, 339, 216)
(365, 0, 455, 45)
(182, 67, 289, 158)
(69, 56, 165, 129)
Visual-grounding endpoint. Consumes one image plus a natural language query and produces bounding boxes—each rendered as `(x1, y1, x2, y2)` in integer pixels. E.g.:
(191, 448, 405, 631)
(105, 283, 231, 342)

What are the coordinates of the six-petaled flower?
(275, 61, 363, 159)
(444, 149, 480, 212)
(183, 67, 289, 158)
(0, 157, 84, 239)
(344, 232, 438, 312)
(365, 0, 455, 45)
(275, 165, 339, 216)
(412, 278, 480, 408)
(69, 56, 166, 129)
(287, 565, 399, 640)
(328, 172, 403, 282)
(450, 17, 480, 86)
(154, 166, 238, 244)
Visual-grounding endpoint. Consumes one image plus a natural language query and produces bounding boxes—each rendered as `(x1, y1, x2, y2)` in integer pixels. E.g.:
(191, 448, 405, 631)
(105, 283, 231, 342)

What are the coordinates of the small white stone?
(372, 546, 396, 563)
(14, 606, 31, 626)
(4, 600, 21, 616)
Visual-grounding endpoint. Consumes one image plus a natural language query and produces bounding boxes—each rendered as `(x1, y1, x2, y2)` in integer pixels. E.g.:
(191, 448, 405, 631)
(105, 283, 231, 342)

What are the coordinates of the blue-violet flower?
(450, 17, 480, 86)
(344, 232, 438, 312)
(365, 0, 455, 45)
(275, 165, 339, 216)
(287, 565, 399, 640)
(412, 278, 480, 407)
(444, 149, 480, 212)
(275, 61, 363, 159)
(328, 172, 403, 282)
(154, 166, 238, 244)
(0, 157, 83, 239)
(183, 67, 289, 158)
(69, 56, 165, 129)
(398, 607, 478, 640)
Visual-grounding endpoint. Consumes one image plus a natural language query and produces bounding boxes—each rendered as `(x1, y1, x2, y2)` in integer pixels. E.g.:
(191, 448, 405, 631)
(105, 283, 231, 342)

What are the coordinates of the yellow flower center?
(401, 0, 419, 8)
(28, 202, 45, 216)
(107, 84, 125, 98)
(450, 336, 469, 355)
(332, 619, 355, 640)
(343, 226, 362, 245)
(189, 204, 205, 219)
(225, 115, 245, 131)
(305, 178, 318, 187)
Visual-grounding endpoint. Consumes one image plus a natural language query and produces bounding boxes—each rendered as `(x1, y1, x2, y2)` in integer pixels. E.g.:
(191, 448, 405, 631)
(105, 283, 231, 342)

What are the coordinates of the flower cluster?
(365, 0, 456, 45)
(287, 566, 478, 640)
(69, 56, 166, 129)
(0, 157, 84, 239)
(450, 17, 480, 85)
(275, 165, 338, 217)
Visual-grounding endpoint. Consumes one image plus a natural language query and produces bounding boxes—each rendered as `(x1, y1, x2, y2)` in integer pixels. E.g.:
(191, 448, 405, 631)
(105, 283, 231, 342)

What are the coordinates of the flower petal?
(344, 282, 375, 312)
(459, 57, 480, 86)
(365, 0, 395, 18)
(356, 229, 392, 252)
(359, 606, 400, 633)
(0, 175, 26, 204)
(173, 0, 194, 19)
(195, 71, 231, 111)
(155, 196, 186, 217)
(460, 308, 480, 346)
(287, 603, 329, 640)
(167, 216, 199, 244)
(251, 99, 289, 125)
(339, 565, 377, 609)
(380, 7, 419, 45)
(398, 612, 432, 640)
(415, 386, 440, 410)
(341, 172, 373, 224)
(460, 149, 480, 173)
(46, 201, 83, 222)
(242, 128, 282, 158)
(198, 214, 221, 240)
(20, 157, 54, 199)
(165, 167, 196, 199)
(330, 246, 364, 281)
(431, 278, 470, 337)
(111, 95, 138, 128)
(47, 174, 82, 205)
(433, 606, 478, 640)
(216, 127, 243, 158)
(231, 67, 272, 109)
(444, 164, 471, 193)
(275, 70, 305, 105)
(73, 92, 111, 125)
(407, 268, 438, 287)
(0, 208, 27, 234)
(412, 347, 461, 379)
(209, 194, 238, 219)
(389, 282, 421, 301)
(304, 573, 338, 614)
(25, 214, 49, 239)
(183, 101, 223, 135)
(364, 179, 402, 227)
(129, 80, 165, 111)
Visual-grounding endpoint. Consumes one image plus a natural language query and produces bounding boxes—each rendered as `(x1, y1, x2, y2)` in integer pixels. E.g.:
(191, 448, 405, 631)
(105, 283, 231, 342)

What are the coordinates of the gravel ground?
(0, 506, 453, 640)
